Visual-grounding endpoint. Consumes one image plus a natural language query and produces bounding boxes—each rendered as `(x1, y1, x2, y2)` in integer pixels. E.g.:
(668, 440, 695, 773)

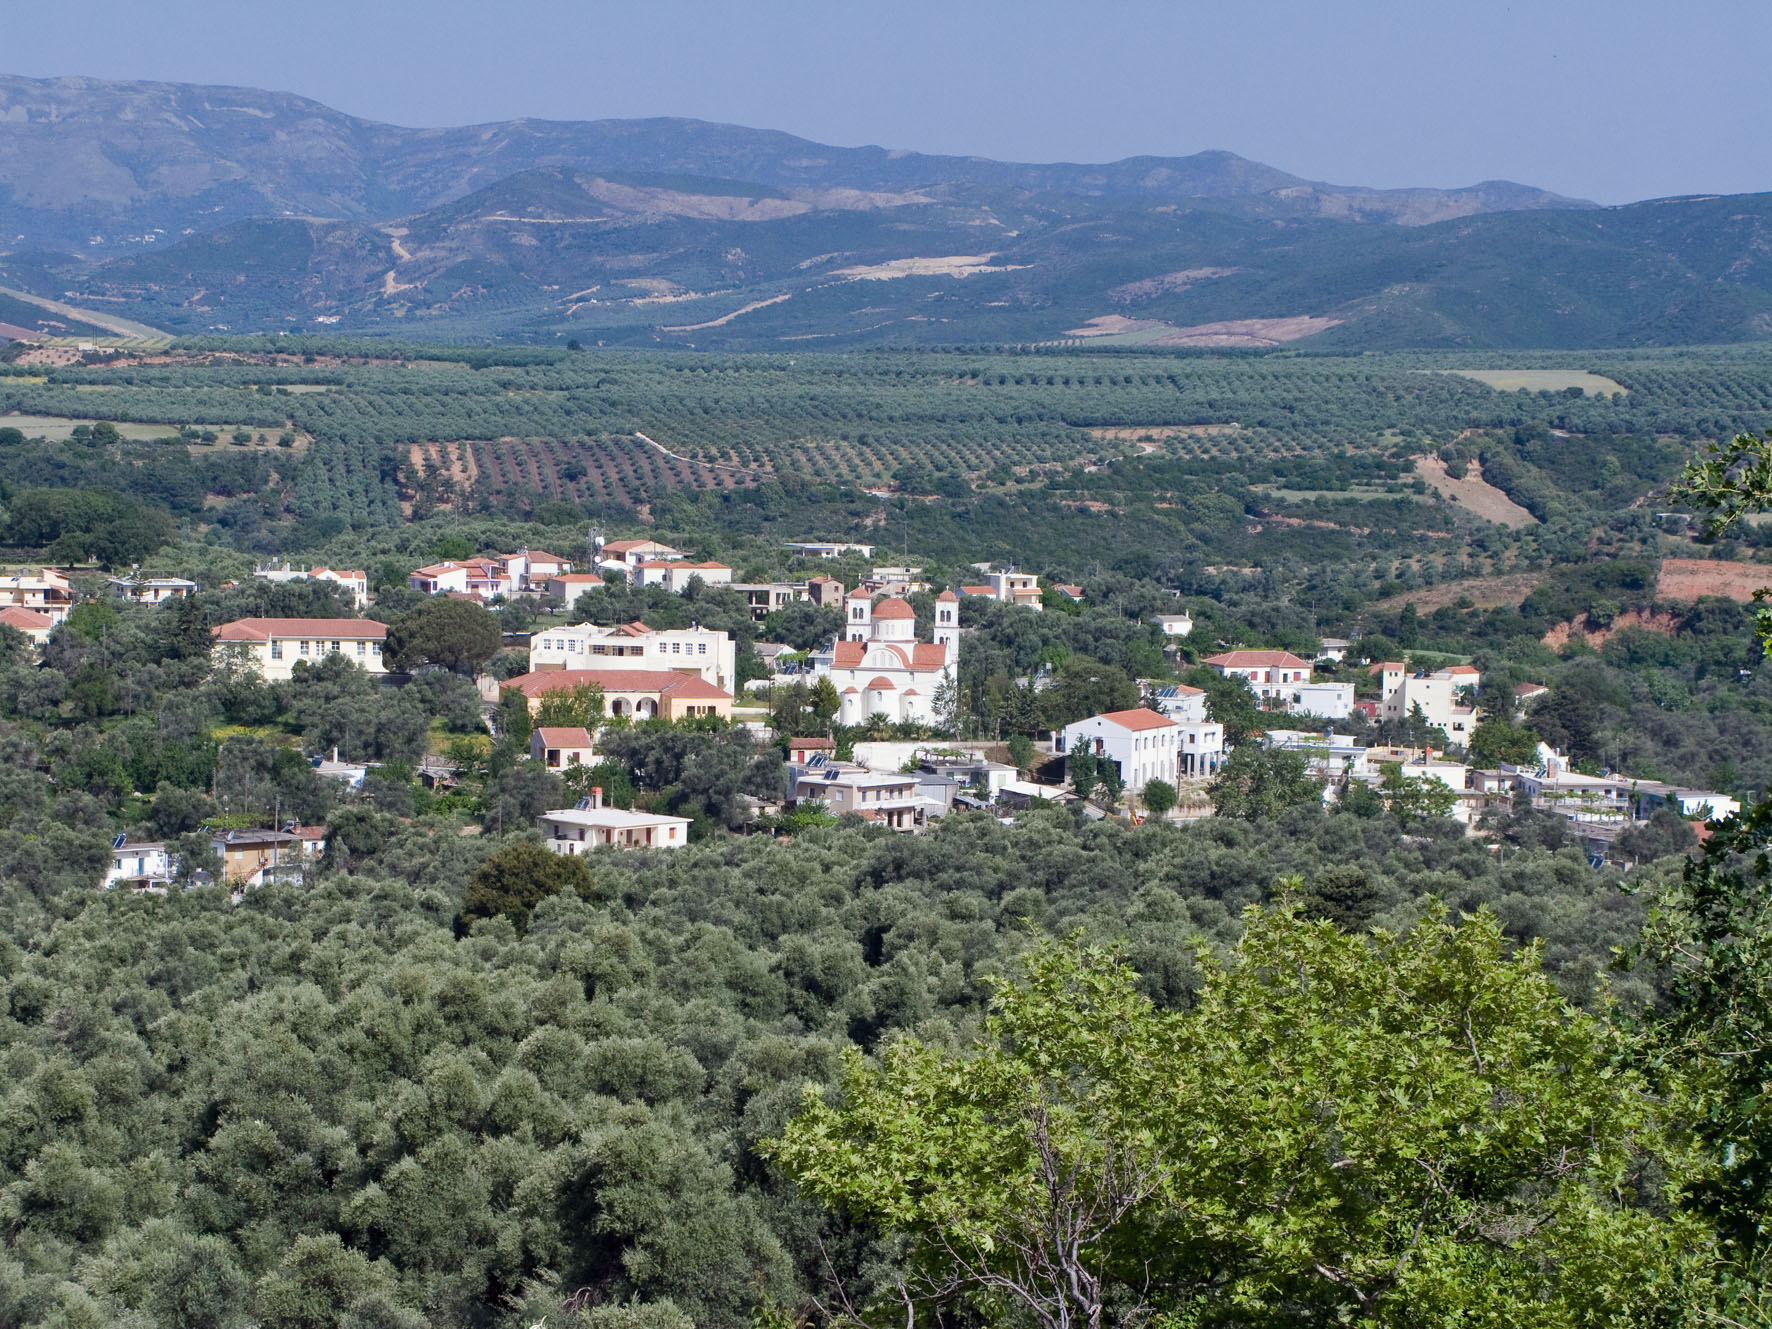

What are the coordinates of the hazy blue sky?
(7, 0, 1769, 204)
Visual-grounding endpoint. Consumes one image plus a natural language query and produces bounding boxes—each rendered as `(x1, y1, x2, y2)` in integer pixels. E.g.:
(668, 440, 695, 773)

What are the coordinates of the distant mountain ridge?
(0, 73, 1591, 249)
(1, 73, 1769, 350)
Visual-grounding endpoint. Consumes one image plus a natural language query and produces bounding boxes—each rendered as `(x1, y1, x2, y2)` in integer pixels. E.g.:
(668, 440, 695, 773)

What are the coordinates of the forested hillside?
(0, 334, 1770, 1323)
(3, 75, 1772, 348)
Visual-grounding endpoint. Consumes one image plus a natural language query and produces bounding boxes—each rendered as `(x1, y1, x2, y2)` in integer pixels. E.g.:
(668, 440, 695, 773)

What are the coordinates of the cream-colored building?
(1374, 663, 1482, 743)
(502, 668, 732, 722)
(0, 568, 75, 623)
(0, 606, 54, 653)
(212, 617, 388, 680)
(110, 575, 197, 604)
(527, 620, 736, 692)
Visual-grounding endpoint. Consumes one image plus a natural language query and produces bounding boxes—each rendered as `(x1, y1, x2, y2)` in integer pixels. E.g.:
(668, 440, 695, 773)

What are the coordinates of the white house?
(545, 573, 607, 601)
(1154, 614, 1194, 638)
(1375, 663, 1482, 742)
(633, 560, 733, 591)
(1266, 729, 1371, 782)
(784, 541, 874, 559)
(409, 558, 506, 600)
(104, 839, 174, 891)
(1202, 650, 1314, 704)
(109, 575, 196, 604)
(1056, 708, 1181, 795)
(817, 592, 958, 726)
(499, 549, 571, 591)
(1272, 679, 1357, 720)
(254, 564, 371, 607)
(539, 792, 690, 852)
(1316, 638, 1352, 663)
(528, 621, 737, 692)
(600, 539, 687, 570)
(1149, 684, 1225, 776)
(1632, 783, 1741, 822)
(530, 726, 596, 770)
(961, 568, 1043, 611)
(211, 617, 388, 681)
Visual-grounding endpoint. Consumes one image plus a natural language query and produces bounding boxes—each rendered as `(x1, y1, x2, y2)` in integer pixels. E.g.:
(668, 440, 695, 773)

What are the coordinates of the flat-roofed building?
(792, 768, 920, 831)
(539, 792, 690, 852)
(109, 575, 196, 604)
(0, 568, 74, 622)
(212, 617, 388, 681)
(254, 564, 370, 607)
(633, 560, 733, 591)
(528, 621, 736, 691)
(104, 839, 174, 891)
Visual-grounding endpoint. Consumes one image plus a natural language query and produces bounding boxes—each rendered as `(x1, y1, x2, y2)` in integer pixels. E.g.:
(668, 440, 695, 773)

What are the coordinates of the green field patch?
(1254, 485, 1409, 502)
(0, 413, 182, 441)
(1438, 369, 1628, 395)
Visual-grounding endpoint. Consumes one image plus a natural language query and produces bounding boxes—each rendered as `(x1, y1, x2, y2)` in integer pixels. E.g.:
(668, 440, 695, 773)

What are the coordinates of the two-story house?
(1150, 684, 1226, 776)
(212, 617, 388, 681)
(1202, 650, 1314, 704)
(1056, 708, 1181, 795)
(530, 726, 596, 769)
(0, 568, 75, 622)
(633, 560, 733, 591)
(527, 621, 736, 692)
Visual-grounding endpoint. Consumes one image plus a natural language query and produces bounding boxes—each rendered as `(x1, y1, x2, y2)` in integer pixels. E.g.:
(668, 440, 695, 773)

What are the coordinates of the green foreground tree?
(768, 911, 1702, 1328)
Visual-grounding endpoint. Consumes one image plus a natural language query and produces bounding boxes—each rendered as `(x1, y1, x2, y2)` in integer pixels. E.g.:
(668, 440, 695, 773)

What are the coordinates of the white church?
(814, 590, 959, 726)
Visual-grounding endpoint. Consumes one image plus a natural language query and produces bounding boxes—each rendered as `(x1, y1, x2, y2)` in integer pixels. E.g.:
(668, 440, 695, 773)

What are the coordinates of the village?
(0, 534, 1738, 895)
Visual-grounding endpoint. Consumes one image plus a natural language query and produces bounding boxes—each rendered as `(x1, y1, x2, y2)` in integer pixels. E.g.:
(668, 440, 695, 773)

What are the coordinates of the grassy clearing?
(0, 412, 304, 451)
(1438, 368, 1628, 395)
(0, 413, 181, 441)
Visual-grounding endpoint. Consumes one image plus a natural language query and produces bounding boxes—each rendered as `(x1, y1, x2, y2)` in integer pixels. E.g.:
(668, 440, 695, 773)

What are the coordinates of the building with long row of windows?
(211, 618, 388, 681)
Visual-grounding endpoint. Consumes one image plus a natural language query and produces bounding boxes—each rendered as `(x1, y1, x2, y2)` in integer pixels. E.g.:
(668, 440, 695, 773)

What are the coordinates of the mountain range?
(0, 73, 1768, 349)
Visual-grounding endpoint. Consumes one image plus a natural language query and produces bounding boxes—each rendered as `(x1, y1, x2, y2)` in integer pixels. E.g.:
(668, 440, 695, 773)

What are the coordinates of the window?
(356, 641, 365, 656)
(299, 640, 310, 656)
(270, 641, 283, 660)
(698, 643, 706, 655)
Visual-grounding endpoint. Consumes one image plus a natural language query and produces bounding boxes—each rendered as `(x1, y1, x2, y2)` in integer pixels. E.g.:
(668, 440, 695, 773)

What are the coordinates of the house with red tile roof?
(501, 669, 732, 722)
(1057, 708, 1182, 796)
(211, 618, 386, 680)
(530, 726, 596, 769)
(0, 606, 54, 652)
